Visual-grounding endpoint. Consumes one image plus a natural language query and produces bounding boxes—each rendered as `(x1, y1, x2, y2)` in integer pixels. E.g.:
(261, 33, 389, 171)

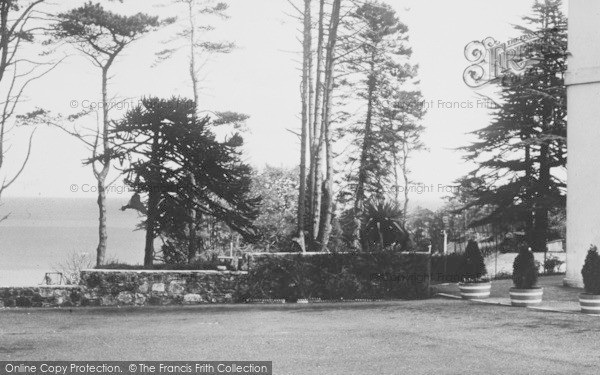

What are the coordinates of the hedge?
(430, 253, 465, 284)
(238, 252, 430, 301)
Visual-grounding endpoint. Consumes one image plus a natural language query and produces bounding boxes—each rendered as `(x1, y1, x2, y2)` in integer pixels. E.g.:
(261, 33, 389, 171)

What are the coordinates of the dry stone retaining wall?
(79, 269, 247, 306)
(0, 285, 83, 308)
(0, 270, 247, 308)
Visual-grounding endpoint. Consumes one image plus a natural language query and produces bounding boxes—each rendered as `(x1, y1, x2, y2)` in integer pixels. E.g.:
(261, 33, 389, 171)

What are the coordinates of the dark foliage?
(456, 0, 567, 252)
(161, 236, 201, 265)
(462, 240, 487, 281)
(430, 253, 465, 284)
(251, 166, 299, 251)
(335, 1, 420, 214)
(582, 245, 600, 294)
(112, 97, 261, 265)
(240, 252, 430, 301)
(55, 2, 163, 45)
(337, 202, 411, 251)
(543, 255, 564, 274)
(512, 247, 538, 288)
(362, 199, 410, 250)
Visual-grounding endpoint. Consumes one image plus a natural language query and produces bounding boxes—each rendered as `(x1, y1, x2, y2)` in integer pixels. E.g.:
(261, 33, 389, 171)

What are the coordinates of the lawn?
(484, 252, 566, 277)
(1, 296, 599, 374)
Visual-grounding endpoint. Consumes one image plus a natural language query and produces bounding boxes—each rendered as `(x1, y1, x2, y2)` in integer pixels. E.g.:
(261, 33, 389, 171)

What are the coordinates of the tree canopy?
(113, 97, 260, 265)
(457, 0, 567, 252)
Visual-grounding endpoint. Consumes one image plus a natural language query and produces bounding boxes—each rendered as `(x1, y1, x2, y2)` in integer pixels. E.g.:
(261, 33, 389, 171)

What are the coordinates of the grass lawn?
(484, 252, 566, 277)
(1, 296, 599, 374)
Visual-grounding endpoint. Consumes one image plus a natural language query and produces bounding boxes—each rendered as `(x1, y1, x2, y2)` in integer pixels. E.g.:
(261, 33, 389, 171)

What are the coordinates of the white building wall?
(565, 0, 600, 287)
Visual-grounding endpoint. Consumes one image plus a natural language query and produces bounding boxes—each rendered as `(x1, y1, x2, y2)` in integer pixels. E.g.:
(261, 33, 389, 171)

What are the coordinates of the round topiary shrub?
(512, 247, 538, 289)
(462, 239, 487, 282)
(581, 245, 600, 295)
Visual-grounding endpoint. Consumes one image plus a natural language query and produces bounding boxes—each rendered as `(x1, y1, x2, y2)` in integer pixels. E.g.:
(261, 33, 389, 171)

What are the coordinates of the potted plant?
(458, 240, 491, 299)
(510, 247, 543, 306)
(580, 245, 600, 314)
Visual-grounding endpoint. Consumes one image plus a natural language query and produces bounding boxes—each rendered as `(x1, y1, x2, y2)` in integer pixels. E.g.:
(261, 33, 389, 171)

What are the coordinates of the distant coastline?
(0, 197, 146, 286)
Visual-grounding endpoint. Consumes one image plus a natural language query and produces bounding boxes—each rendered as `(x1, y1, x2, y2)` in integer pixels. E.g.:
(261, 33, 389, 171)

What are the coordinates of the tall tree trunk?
(95, 66, 111, 267)
(0, 2, 10, 85)
(96, 180, 107, 266)
(352, 58, 377, 250)
(533, 143, 550, 252)
(0, 3, 9, 168)
(524, 143, 534, 248)
(393, 154, 400, 202)
(401, 135, 409, 222)
(296, 0, 313, 252)
(317, 0, 342, 252)
(186, 0, 200, 261)
(532, 15, 552, 254)
(187, 172, 198, 263)
(144, 186, 158, 267)
(188, 0, 199, 106)
(310, 0, 326, 242)
(305, 0, 316, 244)
(144, 126, 161, 267)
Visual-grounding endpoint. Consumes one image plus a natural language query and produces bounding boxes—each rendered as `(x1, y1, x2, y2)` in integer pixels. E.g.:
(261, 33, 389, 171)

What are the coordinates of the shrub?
(512, 247, 538, 289)
(53, 251, 95, 285)
(430, 253, 464, 284)
(462, 240, 487, 282)
(363, 199, 410, 251)
(161, 238, 189, 265)
(544, 256, 564, 274)
(493, 271, 512, 280)
(582, 245, 600, 294)
(241, 252, 430, 301)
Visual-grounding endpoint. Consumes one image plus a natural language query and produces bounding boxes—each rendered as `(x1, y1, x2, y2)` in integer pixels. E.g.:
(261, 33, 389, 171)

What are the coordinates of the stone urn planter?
(579, 293, 600, 314)
(580, 245, 600, 314)
(510, 247, 543, 307)
(509, 287, 543, 307)
(458, 281, 491, 300)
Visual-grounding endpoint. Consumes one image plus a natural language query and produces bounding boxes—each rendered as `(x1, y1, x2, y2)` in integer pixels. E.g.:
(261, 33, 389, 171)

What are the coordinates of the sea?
(0, 197, 147, 286)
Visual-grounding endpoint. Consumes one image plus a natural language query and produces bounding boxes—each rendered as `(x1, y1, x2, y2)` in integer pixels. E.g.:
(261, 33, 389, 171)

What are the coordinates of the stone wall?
(0, 270, 247, 308)
(0, 256, 429, 308)
(79, 269, 247, 306)
(0, 285, 83, 308)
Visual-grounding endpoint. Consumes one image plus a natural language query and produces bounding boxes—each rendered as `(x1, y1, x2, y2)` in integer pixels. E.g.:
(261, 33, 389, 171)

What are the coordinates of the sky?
(1, 0, 568, 208)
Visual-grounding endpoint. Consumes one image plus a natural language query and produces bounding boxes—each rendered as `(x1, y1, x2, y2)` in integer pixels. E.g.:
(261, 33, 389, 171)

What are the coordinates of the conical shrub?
(462, 240, 487, 282)
(512, 247, 538, 289)
(582, 245, 600, 294)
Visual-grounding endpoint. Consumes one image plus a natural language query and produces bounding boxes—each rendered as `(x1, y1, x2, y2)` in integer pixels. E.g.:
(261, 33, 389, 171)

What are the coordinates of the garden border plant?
(509, 246, 543, 307)
(239, 251, 431, 302)
(457, 239, 491, 300)
(580, 245, 600, 314)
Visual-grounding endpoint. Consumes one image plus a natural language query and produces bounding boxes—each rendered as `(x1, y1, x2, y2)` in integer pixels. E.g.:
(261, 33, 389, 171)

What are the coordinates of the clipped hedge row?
(239, 252, 430, 301)
(430, 253, 466, 284)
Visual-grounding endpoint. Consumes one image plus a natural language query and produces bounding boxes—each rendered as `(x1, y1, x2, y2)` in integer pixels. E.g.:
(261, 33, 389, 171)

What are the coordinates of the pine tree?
(379, 88, 426, 220)
(458, 0, 567, 252)
(294, 0, 343, 252)
(335, 1, 418, 249)
(113, 97, 260, 266)
(53, 2, 165, 265)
